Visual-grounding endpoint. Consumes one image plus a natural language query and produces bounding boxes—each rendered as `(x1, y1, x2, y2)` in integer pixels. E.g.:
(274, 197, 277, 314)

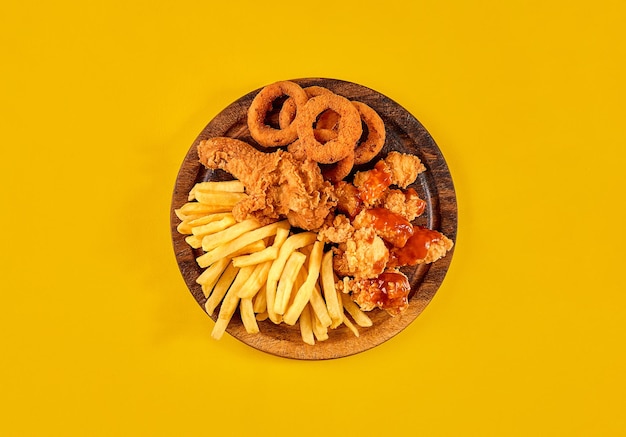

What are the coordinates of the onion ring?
(287, 128, 337, 160)
(296, 93, 362, 164)
(247, 81, 308, 147)
(321, 149, 355, 183)
(278, 86, 334, 130)
(352, 101, 386, 165)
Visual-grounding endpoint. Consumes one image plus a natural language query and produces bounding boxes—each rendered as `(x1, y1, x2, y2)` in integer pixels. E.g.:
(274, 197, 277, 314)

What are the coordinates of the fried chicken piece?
(379, 188, 426, 222)
(352, 161, 393, 206)
(197, 137, 336, 230)
(333, 181, 362, 217)
(388, 227, 454, 267)
(333, 227, 389, 279)
(317, 214, 354, 244)
(352, 207, 414, 248)
(383, 151, 426, 188)
(347, 270, 411, 316)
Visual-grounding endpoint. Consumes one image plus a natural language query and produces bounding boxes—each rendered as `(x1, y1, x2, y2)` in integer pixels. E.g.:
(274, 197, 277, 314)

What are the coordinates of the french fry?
(255, 311, 268, 321)
(309, 283, 332, 328)
(252, 286, 267, 313)
(196, 221, 289, 268)
(298, 303, 315, 346)
(205, 262, 239, 316)
(231, 246, 278, 268)
(192, 215, 237, 237)
(237, 260, 272, 299)
(202, 218, 262, 252)
(176, 201, 230, 217)
(196, 257, 230, 297)
(185, 234, 204, 249)
(340, 293, 373, 327)
(342, 312, 360, 337)
(310, 304, 329, 342)
(240, 298, 259, 334)
(320, 250, 343, 328)
(195, 190, 247, 207)
(177, 212, 234, 234)
(283, 241, 324, 325)
(274, 251, 307, 315)
(211, 265, 255, 340)
(272, 227, 290, 248)
(265, 232, 317, 323)
(188, 180, 245, 200)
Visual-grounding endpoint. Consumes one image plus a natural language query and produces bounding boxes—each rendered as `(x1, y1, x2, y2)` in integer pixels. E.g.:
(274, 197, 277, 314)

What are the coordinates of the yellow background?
(2, 0, 625, 435)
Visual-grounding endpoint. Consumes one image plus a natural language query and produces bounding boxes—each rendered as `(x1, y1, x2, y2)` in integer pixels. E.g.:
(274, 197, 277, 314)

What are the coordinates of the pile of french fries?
(175, 180, 373, 345)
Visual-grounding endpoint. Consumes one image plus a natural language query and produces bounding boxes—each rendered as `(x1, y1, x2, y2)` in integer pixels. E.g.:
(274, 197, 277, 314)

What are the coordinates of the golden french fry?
(185, 234, 204, 249)
(298, 303, 315, 346)
(255, 311, 268, 321)
(232, 240, 266, 256)
(205, 262, 239, 316)
(211, 265, 255, 340)
(283, 241, 324, 325)
(274, 251, 307, 315)
(192, 215, 237, 237)
(177, 212, 234, 234)
(196, 257, 230, 297)
(340, 293, 373, 327)
(202, 218, 262, 252)
(177, 201, 230, 217)
(196, 221, 289, 268)
(320, 250, 343, 328)
(195, 190, 247, 207)
(240, 298, 259, 334)
(265, 232, 317, 323)
(342, 312, 360, 337)
(310, 304, 329, 342)
(231, 246, 279, 268)
(189, 180, 245, 200)
(309, 283, 332, 328)
(253, 286, 267, 313)
(237, 261, 272, 299)
(272, 227, 290, 248)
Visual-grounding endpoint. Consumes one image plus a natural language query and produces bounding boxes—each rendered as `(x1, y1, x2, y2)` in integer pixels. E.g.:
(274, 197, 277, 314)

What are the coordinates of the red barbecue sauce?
(358, 272, 411, 315)
(357, 161, 392, 204)
(405, 188, 427, 217)
(391, 226, 443, 267)
(365, 208, 414, 248)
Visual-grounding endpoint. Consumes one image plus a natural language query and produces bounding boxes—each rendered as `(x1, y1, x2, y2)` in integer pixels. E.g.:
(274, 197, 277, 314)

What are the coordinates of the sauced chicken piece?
(379, 188, 427, 222)
(347, 270, 411, 316)
(333, 227, 389, 279)
(383, 151, 426, 189)
(352, 161, 393, 206)
(197, 137, 336, 230)
(352, 208, 414, 248)
(317, 214, 354, 244)
(388, 227, 454, 267)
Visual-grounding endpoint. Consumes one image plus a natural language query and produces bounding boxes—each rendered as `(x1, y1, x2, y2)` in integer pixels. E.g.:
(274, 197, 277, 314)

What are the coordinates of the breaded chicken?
(383, 151, 426, 188)
(380, 188, 426, 222)
(197, 137, 336, 230)
(333, 227, 389, 279)
(317, 214, 354, 244)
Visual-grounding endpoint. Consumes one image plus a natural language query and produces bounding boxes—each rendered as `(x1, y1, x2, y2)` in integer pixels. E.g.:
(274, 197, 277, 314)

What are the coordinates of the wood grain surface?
(170, 78, 457, 360)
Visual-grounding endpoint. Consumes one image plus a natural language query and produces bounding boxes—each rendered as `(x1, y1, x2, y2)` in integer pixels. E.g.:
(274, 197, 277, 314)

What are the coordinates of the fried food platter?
(171, 78, 457, 360)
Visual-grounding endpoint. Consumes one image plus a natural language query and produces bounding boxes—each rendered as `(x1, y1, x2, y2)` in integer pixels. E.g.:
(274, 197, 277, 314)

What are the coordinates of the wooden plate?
(170, 78, 457, 360)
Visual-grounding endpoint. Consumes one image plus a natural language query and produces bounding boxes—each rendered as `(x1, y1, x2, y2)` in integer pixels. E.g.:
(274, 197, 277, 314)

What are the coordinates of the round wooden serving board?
(170, 78, 457, 360)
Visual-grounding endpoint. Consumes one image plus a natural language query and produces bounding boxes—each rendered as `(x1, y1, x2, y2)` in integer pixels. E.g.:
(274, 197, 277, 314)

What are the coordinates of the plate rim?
(170, 78, 457, 360)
